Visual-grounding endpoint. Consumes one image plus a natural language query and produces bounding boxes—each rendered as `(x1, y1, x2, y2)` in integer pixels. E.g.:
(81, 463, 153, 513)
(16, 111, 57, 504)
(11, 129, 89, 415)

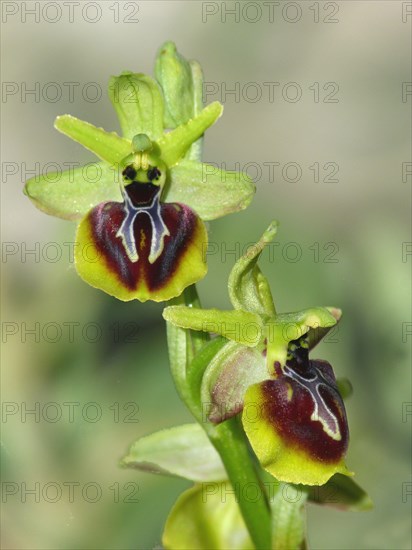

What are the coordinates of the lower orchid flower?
(242, 332, 350, 485)
(163, 221, 352, 485)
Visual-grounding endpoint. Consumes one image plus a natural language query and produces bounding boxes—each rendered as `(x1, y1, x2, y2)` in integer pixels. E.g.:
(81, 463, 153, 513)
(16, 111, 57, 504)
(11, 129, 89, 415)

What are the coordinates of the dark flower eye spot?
(122, 165, 137, 181)
(147, 167, 161, 181)
(286, 335, 309, 368)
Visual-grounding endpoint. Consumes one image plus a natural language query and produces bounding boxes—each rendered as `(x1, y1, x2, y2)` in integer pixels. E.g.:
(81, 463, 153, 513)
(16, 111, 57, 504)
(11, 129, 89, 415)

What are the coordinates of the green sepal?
(306, 473, 372, 511)
(162, 482, 253, 550)
(155, 41, 196, 129)
(24, 162, 122, 220)
(122, 424, 226, 482)
(108, 72, 164, 141)
(228, 221, 278, 317)
(201, 340, 267, 423)
(163, 306, 263, 347)
(189, 60, 204, 118)
(155, 42, 205, 161)
(158, 102, 223, 168)
(164, 160, 256, 221)
(54, 115, 131, 164)
(271, 483, 308, 550)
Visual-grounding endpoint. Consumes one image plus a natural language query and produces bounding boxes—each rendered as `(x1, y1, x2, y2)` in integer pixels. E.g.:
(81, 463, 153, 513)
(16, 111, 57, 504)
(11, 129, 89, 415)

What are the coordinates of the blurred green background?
(1, 1, 411, 548)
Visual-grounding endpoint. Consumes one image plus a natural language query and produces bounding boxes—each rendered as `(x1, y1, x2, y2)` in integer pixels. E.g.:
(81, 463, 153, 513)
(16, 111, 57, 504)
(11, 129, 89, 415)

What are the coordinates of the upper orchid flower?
(164, 221, 352, 485)
(24, 44, 255, 302)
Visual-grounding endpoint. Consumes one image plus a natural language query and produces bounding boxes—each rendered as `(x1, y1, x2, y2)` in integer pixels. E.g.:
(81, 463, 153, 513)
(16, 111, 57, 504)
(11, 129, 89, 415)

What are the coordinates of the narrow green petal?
(306, 473, 373, 511)
(24, 163, 121, 220)
(158, 102, 223, 167)
(163, 483, 253, 550)
(271, 483, 308, 550)
(122, 424, 226, 482)
(163, 306, 263, 347)
(108, 72, 164, 141)
(228, 221, 278, 317)
(165, 160, 255, 221)
(54, 115, 131, 164)
(201, 340, 267, 423)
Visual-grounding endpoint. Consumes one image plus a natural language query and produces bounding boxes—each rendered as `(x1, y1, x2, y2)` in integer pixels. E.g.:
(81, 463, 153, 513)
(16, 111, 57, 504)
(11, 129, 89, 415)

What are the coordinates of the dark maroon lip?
(261, 345, 349, 463)
(88, 200, 199, 292)
(261, 376, 348, 463)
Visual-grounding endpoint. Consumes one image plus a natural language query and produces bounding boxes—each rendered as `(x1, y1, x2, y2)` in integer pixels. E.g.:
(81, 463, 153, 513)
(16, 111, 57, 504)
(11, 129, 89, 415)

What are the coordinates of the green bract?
(122, 422, 372, 549)
(122, 424, 227, 482)
(163, 221, 352, 485)
(24, 44, 255, 302)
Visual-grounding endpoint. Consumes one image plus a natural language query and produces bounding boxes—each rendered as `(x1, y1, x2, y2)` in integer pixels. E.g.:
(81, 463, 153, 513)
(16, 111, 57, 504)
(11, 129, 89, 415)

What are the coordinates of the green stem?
(164, 76, 272, 546)
(166, 286, 272, 548)
(206, 418, 271, 550)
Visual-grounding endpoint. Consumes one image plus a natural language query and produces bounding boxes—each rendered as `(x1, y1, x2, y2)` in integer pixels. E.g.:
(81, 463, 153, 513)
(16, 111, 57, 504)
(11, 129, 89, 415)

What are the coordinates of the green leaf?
(306, 473, 373, 511)
(163, 482, 254, 550)
(108, 72, 164, 141)
(158, 102, 223, 167)
(165, 160, 255, 221)
(54, 115, 131, 164)
(271, 483, 308, 550)
(163, 306, 263, 347)
(201, 340, 267, 423)
(122, 424, 226, 482)
(24, 162, 122, 220)
(155, 41, 196, 128)
(228, 221, 278, 317)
